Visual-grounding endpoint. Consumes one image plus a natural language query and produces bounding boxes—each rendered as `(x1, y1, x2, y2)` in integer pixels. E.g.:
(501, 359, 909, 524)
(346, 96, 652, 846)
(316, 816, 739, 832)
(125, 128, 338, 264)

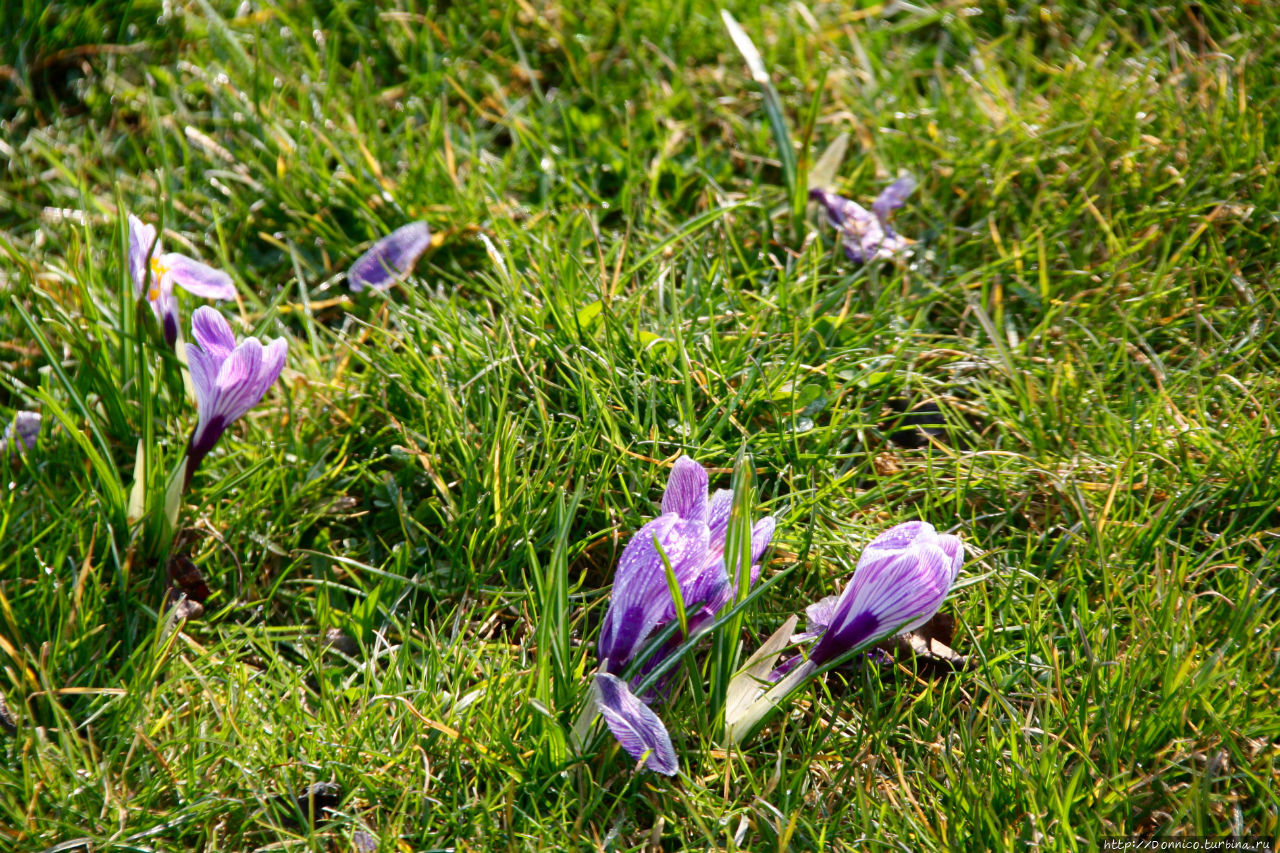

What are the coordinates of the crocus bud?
(809, 520, 962, 666)
(184, 307, 288, 485)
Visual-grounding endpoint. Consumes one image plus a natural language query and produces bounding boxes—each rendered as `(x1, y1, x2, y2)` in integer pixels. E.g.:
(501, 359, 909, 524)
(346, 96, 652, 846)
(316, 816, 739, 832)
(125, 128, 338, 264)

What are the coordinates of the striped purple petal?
(936, 533, 965, 583)
(595, 673, 678, 775)
(599, 514, 709, 669)
(348, 221, 432, 292)
(705, 489, 733, 541)
(661, 456, 709, 523)
(191, 305, 238, 360)
(185, 307, 288, 474)
(701, 515, 777, 616)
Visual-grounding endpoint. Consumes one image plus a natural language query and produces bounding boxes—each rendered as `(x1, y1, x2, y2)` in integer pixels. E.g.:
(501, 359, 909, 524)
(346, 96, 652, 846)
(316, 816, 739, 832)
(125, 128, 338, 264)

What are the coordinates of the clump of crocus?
(0, 411, 40, 454)
(182, 307, 288, 487)
(347, 221, 432, 292)
(592, 456, 776, 774)
(129, 214, 237, 347)
(810, 175, 915, 263)
(726, 520, 962, 744)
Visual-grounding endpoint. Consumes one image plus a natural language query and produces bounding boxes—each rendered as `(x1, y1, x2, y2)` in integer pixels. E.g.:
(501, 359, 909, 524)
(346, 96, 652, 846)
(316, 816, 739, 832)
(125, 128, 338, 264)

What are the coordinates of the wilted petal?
(841, 217, 894, 264)
(809, 187, 864, 230)
(129, 214, 158, 297)
(810, 186, 911, 263)
(661, 456, 708, 523)
(163, 253, 236, 300)
(793, 594, 840, 642)
(871, 175, 916, 222)
(595, 673, 678, 775)
(348, 221, 432, 292)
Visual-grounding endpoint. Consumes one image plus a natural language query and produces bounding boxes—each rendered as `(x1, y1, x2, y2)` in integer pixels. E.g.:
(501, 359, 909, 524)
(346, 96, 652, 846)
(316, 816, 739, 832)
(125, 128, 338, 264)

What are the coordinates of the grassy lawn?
(2, 0, 1278, 849)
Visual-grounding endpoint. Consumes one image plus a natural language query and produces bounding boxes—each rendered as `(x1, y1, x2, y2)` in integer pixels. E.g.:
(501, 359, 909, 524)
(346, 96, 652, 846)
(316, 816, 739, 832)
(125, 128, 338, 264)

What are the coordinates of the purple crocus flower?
(727, 520, 962, 744)
(1, 411, 40, 454)
(810, 175, 915, 263)
(598, 456, 776, 674)
(593, 456, 775, 772)
(594, 673, 678, 776)
(347, 221, 432, 292)
(807, 520, 962, 666)
(183, 306, 288, 485)
(129, 214, 237, 347)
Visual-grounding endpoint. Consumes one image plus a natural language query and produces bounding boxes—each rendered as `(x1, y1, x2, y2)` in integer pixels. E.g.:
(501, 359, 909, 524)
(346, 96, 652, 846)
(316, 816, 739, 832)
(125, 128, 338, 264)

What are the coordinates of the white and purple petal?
(163, 253, 236, 300)
(128, 214, 158, 297)
(184, 307, 288, 478)
(348, 221, 432, 292)
(595, 673, 678, 775)
(936, 533, 965, 583)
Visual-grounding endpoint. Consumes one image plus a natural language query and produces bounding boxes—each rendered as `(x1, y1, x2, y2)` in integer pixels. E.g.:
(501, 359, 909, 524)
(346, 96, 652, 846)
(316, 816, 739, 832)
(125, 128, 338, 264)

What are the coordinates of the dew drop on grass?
(790, 416, 814, 434)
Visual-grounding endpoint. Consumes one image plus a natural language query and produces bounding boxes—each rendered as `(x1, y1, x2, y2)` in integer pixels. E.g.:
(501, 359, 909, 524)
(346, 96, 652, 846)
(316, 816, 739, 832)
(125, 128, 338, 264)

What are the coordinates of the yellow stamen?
(147, 256, 170, 301)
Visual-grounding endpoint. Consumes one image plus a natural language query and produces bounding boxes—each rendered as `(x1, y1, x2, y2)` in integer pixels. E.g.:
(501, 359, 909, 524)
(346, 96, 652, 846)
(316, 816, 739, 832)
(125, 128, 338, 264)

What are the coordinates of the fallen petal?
(871, 175, 916, 222)
(348, 221, 432, 292)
